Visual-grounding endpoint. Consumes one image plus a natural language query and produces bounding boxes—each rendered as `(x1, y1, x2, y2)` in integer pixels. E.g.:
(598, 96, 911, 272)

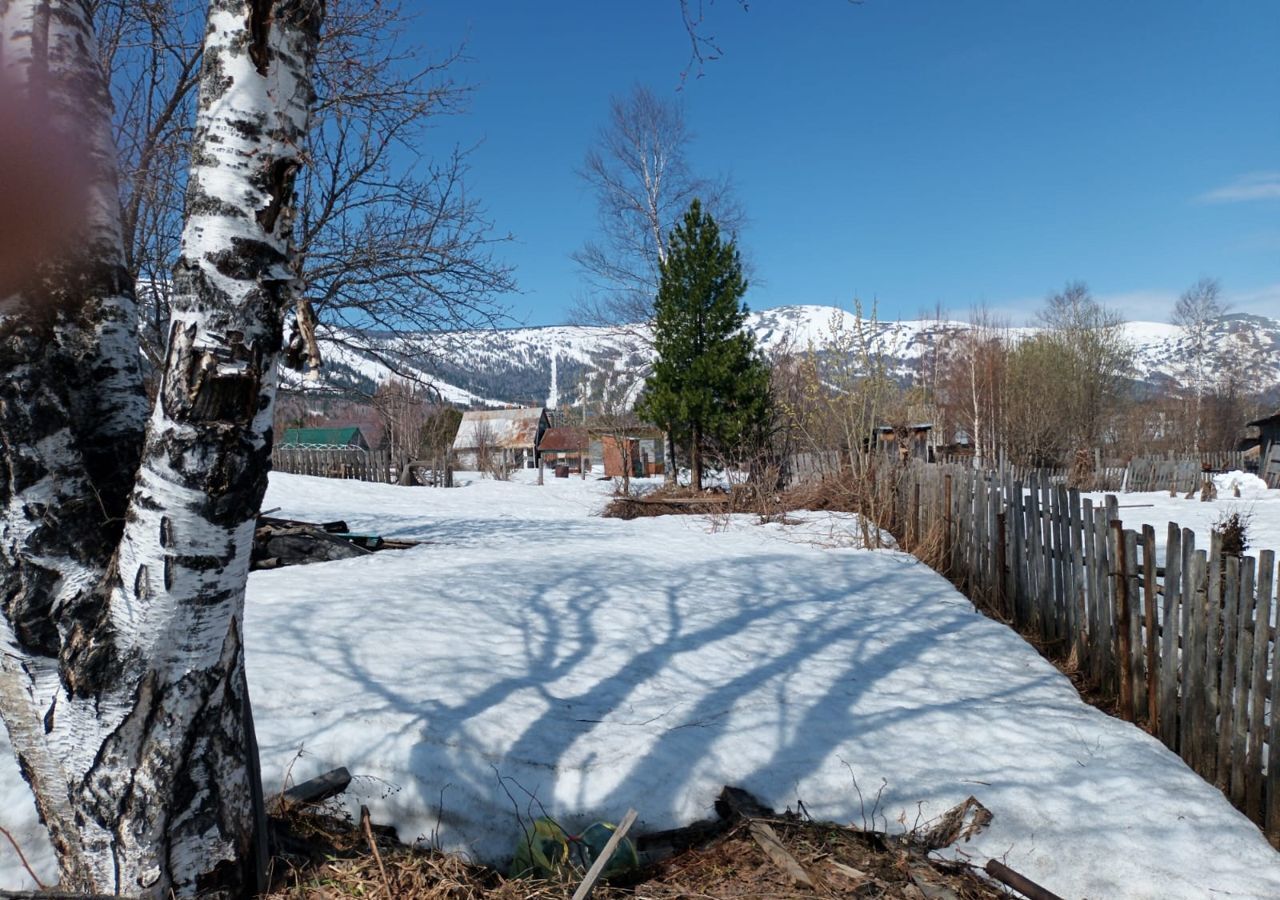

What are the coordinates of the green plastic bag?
(510, 817, 570, 878)
(579, 820, 639, 879)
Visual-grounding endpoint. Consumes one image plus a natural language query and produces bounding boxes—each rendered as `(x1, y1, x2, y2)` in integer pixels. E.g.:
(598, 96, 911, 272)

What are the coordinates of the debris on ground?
(265, 783, 1027, 899)
(252, 515, 421, 570)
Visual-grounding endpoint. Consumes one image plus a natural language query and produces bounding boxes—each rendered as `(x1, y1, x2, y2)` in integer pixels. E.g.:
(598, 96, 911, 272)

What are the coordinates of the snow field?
(1081, 470, 1280, 565)
(3, 469, 1280, 897)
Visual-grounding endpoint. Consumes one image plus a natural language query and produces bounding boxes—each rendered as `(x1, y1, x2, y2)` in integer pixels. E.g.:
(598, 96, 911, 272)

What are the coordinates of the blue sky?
(411, 1, 1278, 327)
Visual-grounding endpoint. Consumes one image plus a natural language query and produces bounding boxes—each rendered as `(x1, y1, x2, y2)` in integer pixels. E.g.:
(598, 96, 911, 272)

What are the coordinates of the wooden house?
(280, 426, 370, 450)
(873, 423, 935, 462)
(451, 407, 549, 470)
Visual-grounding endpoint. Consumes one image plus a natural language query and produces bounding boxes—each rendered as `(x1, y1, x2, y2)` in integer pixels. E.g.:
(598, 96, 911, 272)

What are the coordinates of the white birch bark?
(0, 1, 321, 895)
(0, 2, 146, 886)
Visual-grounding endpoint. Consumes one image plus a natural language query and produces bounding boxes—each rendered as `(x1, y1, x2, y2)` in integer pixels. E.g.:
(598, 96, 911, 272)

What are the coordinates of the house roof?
(1247, 412, 1280, 428)
(281, 426, 367, 448)
(874, 423, 934, 434)
(538, 427, 589, 452)
(452, 408, 546, 451)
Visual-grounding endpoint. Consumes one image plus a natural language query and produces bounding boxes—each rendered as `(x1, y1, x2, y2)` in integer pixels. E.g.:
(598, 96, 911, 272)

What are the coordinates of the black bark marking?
(161, 320, 264, 425)
(159, 517, 173, 549)
(247, 1, 272, 75)
(4, 562, 61, 656)
(44, 697, 56, 734)
(163, 556, 174, 591)
(133, 564, 151, 602)
(255, 158, 299, 234)
(61, 609, 124, 699)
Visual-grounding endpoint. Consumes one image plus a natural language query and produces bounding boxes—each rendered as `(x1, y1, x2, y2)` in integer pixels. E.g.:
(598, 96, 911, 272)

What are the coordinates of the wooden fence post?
(1112, 520, 1134, 722)
(1141, 524, 1158, 733)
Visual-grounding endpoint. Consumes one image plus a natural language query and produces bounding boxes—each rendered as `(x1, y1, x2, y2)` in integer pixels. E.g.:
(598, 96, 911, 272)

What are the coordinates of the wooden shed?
(1248, 412, 1280, 488)
(538, 427, 590, 472)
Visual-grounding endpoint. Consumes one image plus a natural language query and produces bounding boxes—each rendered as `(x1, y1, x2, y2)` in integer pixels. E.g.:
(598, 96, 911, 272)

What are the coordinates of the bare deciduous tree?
(91, 0, 515, 378)
(1172, 276, 1227, 453)
(1035, 281, 1134, 462)
(574, 84, 743, 330)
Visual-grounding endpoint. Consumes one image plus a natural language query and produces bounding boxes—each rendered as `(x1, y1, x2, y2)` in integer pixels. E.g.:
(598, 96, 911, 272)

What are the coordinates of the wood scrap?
(748, 819, 823, 889)
(985, 859, 1065, 900)
(918, 795, 992, 850)
(280, 766, 353, 807)
(570, 807, 637, 900)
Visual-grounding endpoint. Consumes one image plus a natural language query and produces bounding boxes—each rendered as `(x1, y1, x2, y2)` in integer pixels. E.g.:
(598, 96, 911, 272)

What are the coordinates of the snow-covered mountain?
(285, 305, 1280, 407)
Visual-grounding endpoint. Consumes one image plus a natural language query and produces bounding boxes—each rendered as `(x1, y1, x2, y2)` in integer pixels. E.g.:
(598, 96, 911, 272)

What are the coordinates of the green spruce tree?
(637, 199, 770, 489)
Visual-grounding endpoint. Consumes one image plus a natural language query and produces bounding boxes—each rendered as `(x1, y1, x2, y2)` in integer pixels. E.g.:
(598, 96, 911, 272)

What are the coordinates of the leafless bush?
(1213, 510, 1251, 556)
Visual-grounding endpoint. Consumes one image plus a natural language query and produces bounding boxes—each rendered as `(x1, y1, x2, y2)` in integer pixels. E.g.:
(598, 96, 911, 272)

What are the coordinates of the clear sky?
(410, 1, 1278, 327)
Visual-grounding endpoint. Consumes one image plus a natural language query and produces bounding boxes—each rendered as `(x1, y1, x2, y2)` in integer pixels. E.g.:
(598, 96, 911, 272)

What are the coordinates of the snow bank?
(5, 470, 1280, 898)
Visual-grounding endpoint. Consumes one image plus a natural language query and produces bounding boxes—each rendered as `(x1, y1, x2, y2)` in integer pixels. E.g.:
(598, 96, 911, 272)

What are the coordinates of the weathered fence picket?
(271, 446, 393, 483)
(877, 461, 1280, 845)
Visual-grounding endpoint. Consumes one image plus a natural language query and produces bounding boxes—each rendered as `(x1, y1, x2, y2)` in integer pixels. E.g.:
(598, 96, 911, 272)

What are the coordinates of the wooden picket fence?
(271, 445, 393, 483)
(884, 463, 1280, 843)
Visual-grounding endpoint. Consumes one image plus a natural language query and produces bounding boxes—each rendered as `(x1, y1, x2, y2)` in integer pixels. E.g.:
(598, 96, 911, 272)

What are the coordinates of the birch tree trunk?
(0, 1, 321, 895)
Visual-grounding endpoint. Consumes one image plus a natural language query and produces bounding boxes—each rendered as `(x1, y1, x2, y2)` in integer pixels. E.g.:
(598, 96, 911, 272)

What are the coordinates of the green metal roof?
(281, 426, 366, 447)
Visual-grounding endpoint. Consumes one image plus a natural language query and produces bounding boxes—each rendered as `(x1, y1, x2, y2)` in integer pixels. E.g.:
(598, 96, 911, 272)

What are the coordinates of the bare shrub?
(1213, 510, 1251, 556)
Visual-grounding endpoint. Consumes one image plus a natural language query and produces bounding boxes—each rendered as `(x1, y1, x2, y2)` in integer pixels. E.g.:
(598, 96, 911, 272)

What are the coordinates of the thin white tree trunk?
(0, 1, 321, 894)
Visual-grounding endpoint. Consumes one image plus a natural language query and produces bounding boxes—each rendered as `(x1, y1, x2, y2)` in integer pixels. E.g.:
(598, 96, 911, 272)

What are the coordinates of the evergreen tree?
(637, 199, 770, 488)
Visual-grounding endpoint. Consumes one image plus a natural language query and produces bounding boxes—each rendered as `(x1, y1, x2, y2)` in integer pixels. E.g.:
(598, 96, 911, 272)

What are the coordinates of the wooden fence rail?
(271, 446, 393, 483)
(881, 463, 1280, 844)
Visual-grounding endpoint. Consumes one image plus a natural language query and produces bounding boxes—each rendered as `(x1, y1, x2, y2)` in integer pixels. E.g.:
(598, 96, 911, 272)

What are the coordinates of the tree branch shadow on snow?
(245, 526, 1083, 864)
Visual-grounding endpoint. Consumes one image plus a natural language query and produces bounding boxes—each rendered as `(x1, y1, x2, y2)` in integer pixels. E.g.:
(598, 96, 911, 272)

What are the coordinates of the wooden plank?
(1046, 483, 1061, 641)
(943, 473, 954, 578)
(1013, 485, 1028, 630)
(1216, 554, 1239, 790)
(989, 483, 1002, 615)
(1056, 485, 1072, 648)
(1160, 524, 1182, 750)
(1126, 528, 1145, 723)
(1249, 550, 1275, 825)
(748, 820, 821, 890)
(1203, 532, 1224, 784)
(1081, 498, 1099, 683)
(1229, 556, 1254, 807)
(1113, 522, 1134, 721)
(1094, 506, 1113, 693)
(995, 509, 1008, 619)
(1142, 524, 1158, 731)
(1187, 549, 1209, 775)
(1180, 530, 1198, 763)
(1068, 488, 1086, 669)
(571, 808, 639, 900)
(1268, 551, 1280, 841)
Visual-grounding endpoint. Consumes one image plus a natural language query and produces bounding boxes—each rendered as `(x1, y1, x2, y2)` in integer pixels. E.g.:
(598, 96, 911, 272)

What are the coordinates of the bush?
(1213, 510, 1251, 556)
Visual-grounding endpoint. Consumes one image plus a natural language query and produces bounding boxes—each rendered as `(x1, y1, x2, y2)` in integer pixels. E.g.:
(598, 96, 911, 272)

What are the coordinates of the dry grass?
(266, 805, 632, 900)
(264, 802, 1009, 900)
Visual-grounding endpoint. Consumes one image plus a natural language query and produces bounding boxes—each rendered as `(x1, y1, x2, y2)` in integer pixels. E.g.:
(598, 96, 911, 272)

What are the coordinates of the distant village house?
(280, 426, 370, 450)
(452, 407, 549, 470)
(538, 427, 590, 473)
(1248, 411, 1280, 488)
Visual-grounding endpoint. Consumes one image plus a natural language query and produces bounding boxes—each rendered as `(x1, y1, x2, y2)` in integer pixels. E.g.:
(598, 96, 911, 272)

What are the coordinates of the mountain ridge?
(286, 304, 1280, 408)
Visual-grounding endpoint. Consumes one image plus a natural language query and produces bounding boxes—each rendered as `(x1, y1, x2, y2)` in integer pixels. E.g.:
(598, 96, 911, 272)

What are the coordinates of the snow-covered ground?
(5, 470, 1280, 897)
(1083, 470, 1280, 564)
